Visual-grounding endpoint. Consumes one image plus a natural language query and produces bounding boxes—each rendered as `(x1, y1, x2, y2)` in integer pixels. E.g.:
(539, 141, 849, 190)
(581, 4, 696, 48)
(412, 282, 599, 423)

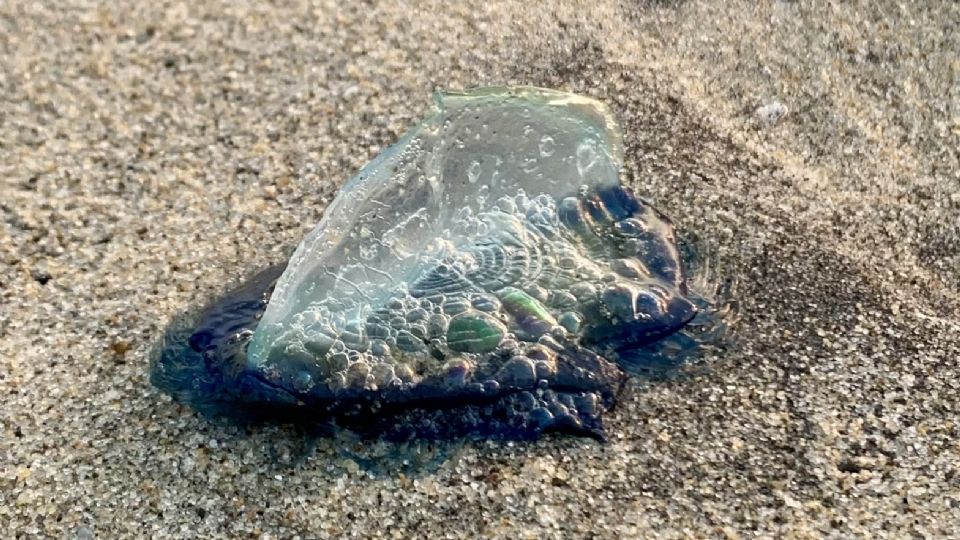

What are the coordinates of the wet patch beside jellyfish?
(150, 87, 735, 441)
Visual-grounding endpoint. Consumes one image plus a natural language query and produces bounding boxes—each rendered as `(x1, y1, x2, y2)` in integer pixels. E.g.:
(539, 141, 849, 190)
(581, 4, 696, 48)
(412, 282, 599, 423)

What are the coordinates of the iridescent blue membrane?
(150, 87, 733, 441)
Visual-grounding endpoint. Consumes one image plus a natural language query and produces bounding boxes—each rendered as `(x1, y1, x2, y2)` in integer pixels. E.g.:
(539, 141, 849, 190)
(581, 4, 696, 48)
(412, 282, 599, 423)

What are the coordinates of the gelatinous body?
(151, 87, 732, 441)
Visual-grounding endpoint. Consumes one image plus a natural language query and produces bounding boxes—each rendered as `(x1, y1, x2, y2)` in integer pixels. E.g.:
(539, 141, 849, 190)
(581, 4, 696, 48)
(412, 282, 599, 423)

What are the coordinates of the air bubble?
(576, 141, 598, 176)
(467, 160, 481, 184)
(539, 135, 556, 157)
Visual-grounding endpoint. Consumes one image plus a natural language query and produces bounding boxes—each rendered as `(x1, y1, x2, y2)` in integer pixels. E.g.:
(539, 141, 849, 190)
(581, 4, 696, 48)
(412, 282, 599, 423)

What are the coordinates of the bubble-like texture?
(150, 87, 733, 441)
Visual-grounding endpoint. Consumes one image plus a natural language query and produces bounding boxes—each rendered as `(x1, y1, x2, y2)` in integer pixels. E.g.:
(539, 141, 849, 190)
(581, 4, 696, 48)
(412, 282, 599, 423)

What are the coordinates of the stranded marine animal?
(151, 87, 731, 441)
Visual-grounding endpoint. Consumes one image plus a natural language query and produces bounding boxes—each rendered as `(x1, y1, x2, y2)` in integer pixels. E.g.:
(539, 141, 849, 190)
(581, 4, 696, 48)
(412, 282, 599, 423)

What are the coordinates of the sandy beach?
(2, 1, 959, 537)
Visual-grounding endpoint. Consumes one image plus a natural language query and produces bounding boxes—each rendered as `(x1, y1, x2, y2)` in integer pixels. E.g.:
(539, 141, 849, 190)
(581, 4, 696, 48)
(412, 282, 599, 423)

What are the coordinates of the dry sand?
(2, 1, 959, 538)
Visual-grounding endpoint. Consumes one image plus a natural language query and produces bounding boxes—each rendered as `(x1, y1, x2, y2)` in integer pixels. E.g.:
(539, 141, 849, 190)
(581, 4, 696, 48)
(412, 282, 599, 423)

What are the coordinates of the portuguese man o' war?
(150, 87, 735, 441)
